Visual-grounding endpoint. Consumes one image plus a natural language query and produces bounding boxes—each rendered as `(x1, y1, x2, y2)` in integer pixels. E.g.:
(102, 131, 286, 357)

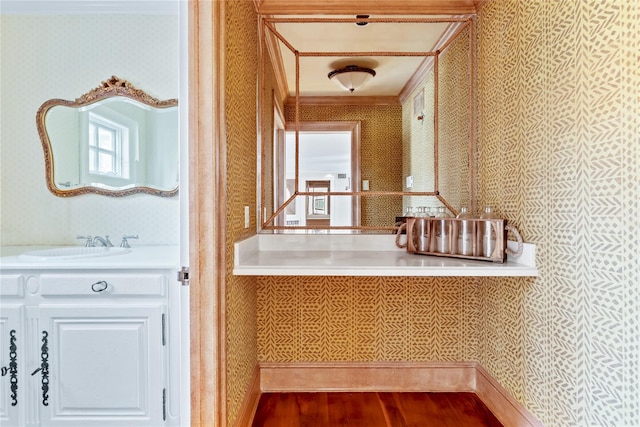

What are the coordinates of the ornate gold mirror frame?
(36, 76, 179, 197)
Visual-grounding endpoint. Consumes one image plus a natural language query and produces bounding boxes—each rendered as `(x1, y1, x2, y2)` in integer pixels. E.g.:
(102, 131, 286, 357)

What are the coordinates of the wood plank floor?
(251, 392, 504, 427)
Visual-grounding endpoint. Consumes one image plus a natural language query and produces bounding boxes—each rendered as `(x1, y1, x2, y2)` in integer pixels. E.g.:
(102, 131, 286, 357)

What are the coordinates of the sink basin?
(19, 246, 132, 261)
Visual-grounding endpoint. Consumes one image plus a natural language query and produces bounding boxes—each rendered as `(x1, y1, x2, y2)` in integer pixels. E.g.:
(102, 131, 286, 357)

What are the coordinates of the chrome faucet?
(120, 235, 139, 248)
(92, 235, 114, 247)
(76, 235, 93, 247)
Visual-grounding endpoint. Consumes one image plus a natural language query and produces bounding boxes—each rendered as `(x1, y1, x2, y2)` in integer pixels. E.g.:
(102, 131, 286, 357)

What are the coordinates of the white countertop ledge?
(233, 234, 538, 277)
(0, 245, 179, 270)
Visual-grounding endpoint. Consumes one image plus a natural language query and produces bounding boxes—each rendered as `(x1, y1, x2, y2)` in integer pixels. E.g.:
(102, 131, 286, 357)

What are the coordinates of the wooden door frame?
(282, 121, 361, 227)
(189, 1, 225, 425)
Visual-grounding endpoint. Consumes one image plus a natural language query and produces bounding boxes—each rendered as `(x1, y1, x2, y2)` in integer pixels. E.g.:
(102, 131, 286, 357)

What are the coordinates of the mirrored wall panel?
(259, 16, 475, 232)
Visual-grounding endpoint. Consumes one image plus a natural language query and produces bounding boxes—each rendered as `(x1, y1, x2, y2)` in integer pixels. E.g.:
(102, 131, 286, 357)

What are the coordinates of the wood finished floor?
(251, 392, 504, 427)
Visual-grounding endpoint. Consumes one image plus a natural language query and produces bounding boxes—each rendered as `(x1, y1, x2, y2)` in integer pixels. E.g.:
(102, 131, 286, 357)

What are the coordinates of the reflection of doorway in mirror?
(305, 180, 330, 227)
(283, 130, 355, 227)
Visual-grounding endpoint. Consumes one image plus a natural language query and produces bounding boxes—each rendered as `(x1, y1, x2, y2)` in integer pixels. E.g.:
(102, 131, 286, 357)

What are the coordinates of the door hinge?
(177, 267, 189, 286)
(162, 388, 167, 421)
(161, 313, 166, 346)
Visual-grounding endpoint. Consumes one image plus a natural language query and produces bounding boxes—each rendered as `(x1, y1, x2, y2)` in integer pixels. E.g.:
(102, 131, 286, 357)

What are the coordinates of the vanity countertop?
(234, 234, 538, 277)
(0, 245, 180, 270)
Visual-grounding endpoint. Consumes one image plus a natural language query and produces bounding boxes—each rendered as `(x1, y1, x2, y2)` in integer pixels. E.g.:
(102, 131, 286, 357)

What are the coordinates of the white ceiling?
(267, 16, 464, 97)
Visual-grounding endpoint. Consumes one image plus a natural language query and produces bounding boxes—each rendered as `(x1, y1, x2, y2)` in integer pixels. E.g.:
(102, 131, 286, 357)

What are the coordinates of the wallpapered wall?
(437, 25, 472, 213)
(0, 15, 180, 246)
(401, 24, 471, 215)
(402, 69, 436, 210)
(476, 1, 639, 426)
(224, 1, 259, 425)
(260, 61, 278, 228)
(257, 275, 481, 362)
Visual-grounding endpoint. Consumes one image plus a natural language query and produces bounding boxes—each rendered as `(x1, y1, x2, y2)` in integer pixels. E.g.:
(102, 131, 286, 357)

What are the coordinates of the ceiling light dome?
(328, 65, 376, 93)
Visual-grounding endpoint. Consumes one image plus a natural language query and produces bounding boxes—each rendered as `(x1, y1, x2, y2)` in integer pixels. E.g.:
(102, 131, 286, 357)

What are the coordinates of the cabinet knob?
(91, 281, 109, 292)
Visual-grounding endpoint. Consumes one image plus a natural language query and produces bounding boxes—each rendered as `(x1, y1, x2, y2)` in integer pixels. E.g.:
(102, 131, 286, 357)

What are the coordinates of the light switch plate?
(244, 206, 250, 228)
(362, 180, 370, 191)
(406, 175, 413, 189)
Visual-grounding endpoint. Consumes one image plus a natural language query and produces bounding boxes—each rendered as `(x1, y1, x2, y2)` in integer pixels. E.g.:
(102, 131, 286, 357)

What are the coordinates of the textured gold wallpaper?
(261, 54, 278, 226)
(402, 70, 437, 210)
(477, 0, 639, 425)
(284, 104, 403, 227)
(224, 1, 259, 425)
(438, 25, 471, 212)
(400, 24, 472, 215)
(260, 97, 274, 225)
(257, 276, 480, 362)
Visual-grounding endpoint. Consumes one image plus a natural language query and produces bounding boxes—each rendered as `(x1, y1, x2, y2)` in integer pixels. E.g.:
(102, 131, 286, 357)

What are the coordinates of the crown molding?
(398, 18, 471, 104)
(255, 0, 481, 15)
(262, 17, 289, 105)
(398, 57, 435, 104)
(284, 96, 400, 107)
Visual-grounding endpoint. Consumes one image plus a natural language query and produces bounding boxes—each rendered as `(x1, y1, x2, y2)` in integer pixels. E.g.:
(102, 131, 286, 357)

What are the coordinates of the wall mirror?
(259, 16, 474, 232)
(36, 76, 179, 197)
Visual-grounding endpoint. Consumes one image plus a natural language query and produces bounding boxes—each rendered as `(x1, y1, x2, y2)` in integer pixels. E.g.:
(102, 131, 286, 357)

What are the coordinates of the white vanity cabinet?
(0, 264, 182, 427)
(37, 273, 167, 427)
(0, 275, 23, 427)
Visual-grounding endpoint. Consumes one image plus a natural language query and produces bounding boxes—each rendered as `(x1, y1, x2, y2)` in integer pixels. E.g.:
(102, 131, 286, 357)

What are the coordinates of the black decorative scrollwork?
(9, 330, 17, 406)
(40, 331, 49, 406)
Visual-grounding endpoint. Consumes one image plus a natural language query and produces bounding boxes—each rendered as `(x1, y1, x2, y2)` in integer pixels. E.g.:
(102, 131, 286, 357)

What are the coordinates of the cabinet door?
(37, 305, 165, 427)
(0, 306, 22, 427)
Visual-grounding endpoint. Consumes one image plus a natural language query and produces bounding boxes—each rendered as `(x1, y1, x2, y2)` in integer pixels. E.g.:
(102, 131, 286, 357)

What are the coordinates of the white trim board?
(0, 0, 179, 15)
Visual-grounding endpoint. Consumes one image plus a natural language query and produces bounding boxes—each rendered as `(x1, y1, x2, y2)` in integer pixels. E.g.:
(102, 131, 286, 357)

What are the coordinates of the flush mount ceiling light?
(327, 65, 376, 93)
